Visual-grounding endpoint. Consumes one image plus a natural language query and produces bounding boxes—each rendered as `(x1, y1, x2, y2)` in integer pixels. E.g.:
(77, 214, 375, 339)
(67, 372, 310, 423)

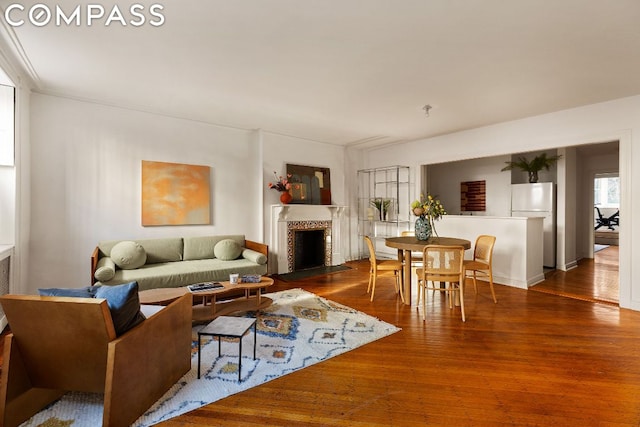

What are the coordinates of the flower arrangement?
(268, 171, 292, 192)
(411, 193, 447, 237)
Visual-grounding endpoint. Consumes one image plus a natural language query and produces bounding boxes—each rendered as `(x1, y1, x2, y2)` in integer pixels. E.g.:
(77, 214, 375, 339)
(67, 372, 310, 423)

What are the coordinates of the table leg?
(210, 295, 218, 318)
(197, 334, 202, 379)
(238, 336, 243, 382)
(253, 321, 257, 360)
(399, 249, 412, 306)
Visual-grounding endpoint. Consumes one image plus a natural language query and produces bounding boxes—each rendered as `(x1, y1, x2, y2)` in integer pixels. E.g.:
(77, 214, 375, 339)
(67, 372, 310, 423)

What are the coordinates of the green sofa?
(90, 235, 268, 291)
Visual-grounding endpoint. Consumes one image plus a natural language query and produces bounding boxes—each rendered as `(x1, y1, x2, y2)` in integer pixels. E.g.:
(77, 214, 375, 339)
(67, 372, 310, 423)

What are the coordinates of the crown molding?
(0, 7, 39, 88)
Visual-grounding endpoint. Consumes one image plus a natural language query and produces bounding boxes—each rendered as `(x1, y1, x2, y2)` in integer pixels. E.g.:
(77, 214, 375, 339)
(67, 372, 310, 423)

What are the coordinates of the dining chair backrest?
(422, 245, 465, 282)
(364, 235, 377, 264)
(473, 235, 496, 265)
(401, 230, 414, 236)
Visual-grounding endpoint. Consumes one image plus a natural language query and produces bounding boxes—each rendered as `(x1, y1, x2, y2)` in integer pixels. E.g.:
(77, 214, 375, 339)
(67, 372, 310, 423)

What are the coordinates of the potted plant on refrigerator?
(501, 153, 562, 183)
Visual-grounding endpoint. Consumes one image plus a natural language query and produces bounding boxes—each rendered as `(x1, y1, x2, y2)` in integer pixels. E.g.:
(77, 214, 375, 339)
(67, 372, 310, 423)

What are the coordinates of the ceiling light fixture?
(422, 104, 432, 117)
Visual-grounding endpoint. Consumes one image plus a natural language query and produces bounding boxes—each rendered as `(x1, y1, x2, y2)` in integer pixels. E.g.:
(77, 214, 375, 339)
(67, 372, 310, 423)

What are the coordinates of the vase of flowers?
(410, 194, 447, 240)
(268, 171, 292, 204)
(414, 215, 431, 240)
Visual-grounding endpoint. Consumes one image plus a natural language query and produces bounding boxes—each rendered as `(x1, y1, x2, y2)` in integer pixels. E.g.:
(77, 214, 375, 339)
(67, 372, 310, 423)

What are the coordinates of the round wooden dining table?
(385, 236, 471, 305)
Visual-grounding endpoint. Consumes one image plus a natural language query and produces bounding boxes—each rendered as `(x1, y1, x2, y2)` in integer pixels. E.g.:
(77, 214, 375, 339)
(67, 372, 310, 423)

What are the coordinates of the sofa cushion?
(214, 239, 242, 261)
(136, 238, 183, 264)
(94, 257, 116, 281)
(183, 235, 245, 260)
(111, 241, 147, 270)
(183, 236, 217, 260)
(39, 286, 98, 298)
(95, 281, 146, 336)
(242, 248, 267, 265)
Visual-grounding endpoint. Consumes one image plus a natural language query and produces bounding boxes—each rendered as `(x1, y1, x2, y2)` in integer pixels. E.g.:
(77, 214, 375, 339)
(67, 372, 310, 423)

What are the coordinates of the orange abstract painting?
(141, 160, 211, 226)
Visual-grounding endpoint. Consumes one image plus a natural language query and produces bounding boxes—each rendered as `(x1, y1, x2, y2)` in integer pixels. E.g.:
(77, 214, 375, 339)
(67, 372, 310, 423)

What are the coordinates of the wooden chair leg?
(459, 274, 466, 322)
(472, 271, 478, 294)
(488, 270, 497, 303)
(422, 281, 427, 321)
(370, 274, 377, 302)
(367, 270, 373, 294)
(396, 272, 405, 303)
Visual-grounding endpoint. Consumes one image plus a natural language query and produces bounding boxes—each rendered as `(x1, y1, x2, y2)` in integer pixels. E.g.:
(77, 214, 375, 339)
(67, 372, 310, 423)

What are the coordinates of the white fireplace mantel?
(269, 204, 348, 274)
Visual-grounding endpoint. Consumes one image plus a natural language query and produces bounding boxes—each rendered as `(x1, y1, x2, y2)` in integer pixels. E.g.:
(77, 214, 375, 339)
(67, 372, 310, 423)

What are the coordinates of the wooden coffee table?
(139, 277, 274, 323)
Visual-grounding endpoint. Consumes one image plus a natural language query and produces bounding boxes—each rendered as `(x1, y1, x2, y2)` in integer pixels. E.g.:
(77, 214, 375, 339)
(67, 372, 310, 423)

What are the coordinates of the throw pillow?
(94, 281, 146, 336)
(242, 248, 268, 265)
(214, 239, 242, 261)
(94, 256, 116, 281)
(110, 241, 147, 270)
(38, 286, 98, 298)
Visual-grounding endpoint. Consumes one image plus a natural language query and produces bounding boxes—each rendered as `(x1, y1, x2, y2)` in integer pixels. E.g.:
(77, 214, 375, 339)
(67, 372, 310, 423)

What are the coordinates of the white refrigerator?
(511, 183, 556, 268)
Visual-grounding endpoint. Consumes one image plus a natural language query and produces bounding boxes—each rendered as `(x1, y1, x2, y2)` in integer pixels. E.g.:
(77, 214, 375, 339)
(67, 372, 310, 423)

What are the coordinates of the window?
(594, 175, 619, 208)
(0, 84, 14, 166)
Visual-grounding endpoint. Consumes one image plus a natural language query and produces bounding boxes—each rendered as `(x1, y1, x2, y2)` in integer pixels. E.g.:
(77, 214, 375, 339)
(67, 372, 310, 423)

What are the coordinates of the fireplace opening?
(294, 229, 326, 271)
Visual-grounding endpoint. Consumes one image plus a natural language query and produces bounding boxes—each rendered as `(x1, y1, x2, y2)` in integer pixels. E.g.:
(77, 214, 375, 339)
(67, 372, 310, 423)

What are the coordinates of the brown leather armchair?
(0, 293, 192, 427)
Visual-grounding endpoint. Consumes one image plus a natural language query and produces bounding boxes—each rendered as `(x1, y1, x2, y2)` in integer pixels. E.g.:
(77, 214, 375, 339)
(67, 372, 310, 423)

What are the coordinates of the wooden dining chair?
(464, 235, 497, 303)
(416, 245, 466, 322)
(364, 236, 404, 303)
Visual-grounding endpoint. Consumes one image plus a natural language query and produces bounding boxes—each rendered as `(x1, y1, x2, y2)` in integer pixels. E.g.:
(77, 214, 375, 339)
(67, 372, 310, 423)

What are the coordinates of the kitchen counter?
(433, 215, 544, 289)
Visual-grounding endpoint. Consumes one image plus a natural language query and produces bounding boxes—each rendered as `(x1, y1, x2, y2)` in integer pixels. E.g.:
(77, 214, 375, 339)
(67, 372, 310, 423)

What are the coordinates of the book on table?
(188, 282, 224, 292)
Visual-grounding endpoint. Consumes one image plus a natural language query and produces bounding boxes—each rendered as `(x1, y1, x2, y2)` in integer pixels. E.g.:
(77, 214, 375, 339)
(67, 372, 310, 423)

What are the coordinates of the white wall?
(361, 95, 639, 310)
(426, 155, 512, 216)
(29, 94, 263, 294)
(26, 94, 347, 295)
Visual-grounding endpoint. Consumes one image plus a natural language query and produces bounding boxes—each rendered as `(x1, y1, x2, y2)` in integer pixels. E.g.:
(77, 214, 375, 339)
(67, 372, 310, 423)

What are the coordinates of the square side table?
(197, 315, 257, 381)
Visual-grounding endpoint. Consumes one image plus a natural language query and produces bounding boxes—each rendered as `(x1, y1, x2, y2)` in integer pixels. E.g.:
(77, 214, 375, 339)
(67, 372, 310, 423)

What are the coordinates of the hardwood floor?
(531, 245, 619, 305)
(156, 254, 640, 426)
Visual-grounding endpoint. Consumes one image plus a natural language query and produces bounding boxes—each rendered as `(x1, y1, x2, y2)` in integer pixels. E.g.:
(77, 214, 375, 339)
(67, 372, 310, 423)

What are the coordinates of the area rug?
(20, 288, 400, 427)
(594, 244, 610, 253)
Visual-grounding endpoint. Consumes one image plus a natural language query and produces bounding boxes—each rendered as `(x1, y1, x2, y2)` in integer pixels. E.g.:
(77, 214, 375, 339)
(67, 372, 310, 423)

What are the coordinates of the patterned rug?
(20, 289, 400, 427)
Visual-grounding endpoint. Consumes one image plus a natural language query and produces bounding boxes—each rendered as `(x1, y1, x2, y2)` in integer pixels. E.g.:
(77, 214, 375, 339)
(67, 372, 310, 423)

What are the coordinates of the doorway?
(594, 174, 619, 250)
(532, 142, 620, 304)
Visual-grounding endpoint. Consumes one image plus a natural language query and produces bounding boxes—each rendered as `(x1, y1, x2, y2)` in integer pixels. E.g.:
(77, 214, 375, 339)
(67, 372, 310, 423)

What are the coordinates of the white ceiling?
(2, 0, 640, 148)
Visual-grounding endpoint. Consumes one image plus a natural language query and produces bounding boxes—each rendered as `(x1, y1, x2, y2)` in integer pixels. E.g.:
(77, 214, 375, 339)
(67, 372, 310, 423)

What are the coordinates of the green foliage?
(410, 194, 446, 220)
(370, 198, 391, 212)
(501, 153, 562, 173)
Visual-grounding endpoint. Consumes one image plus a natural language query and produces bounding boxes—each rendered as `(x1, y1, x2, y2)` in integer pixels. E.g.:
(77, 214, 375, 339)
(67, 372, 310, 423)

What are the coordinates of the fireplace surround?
(270, 205, 347, 274)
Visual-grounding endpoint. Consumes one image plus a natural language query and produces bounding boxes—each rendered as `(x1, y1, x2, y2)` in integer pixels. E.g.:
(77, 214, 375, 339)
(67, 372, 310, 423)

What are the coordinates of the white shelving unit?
(357, 166, 411, 259)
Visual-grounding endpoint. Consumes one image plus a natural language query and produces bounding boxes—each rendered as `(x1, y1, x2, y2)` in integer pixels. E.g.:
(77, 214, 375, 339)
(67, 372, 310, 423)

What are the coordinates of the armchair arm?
(103, 293, 192, 427)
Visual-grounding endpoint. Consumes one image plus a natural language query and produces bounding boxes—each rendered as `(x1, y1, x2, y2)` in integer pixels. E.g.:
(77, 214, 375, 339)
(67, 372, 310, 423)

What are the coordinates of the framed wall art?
(286, 163, 331, 205)
(461, 180, 486, 212)
(141, 160, 211, 226)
